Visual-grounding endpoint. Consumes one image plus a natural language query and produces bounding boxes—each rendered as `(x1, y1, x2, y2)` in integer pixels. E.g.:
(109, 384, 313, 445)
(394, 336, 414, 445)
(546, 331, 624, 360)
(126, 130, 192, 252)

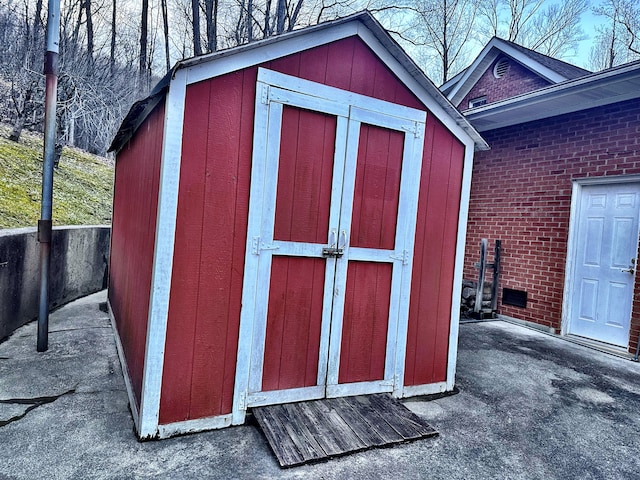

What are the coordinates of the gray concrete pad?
(1, 292, 640, 479)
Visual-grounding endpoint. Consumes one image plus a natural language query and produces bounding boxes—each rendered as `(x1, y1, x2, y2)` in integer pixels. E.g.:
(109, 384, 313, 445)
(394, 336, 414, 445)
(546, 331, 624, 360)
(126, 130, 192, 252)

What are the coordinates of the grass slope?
(0, 124, 114, 229)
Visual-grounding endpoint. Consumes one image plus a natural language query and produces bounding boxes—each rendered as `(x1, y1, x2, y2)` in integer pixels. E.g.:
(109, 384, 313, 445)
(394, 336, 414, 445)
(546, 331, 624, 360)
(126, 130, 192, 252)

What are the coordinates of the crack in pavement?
(0, 388, 76, 428)
(49, 325, 111, 333)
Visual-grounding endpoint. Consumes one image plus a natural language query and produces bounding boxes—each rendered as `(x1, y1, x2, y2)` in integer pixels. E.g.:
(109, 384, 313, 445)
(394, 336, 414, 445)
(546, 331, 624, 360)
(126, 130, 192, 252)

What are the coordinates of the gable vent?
(493, 58, 510, 78)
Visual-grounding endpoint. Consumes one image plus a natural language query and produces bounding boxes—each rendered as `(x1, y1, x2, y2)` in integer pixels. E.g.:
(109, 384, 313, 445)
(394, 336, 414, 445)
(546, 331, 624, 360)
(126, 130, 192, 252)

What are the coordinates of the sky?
(572, 8, 606, 69)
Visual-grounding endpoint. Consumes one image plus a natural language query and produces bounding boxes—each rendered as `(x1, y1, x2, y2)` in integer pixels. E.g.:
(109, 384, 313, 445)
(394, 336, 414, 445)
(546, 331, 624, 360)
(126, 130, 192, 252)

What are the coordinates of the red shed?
(108, 11, 487, 439)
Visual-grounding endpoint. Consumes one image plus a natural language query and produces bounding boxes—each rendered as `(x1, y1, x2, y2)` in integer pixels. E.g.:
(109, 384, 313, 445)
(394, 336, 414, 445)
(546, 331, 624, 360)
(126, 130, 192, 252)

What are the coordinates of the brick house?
(442, 37, 640, 354)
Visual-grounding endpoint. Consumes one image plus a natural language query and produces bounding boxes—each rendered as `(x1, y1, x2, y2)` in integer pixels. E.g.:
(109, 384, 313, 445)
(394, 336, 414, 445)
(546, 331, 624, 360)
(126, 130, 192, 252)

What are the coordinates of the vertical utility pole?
(37, 0, 61, 352)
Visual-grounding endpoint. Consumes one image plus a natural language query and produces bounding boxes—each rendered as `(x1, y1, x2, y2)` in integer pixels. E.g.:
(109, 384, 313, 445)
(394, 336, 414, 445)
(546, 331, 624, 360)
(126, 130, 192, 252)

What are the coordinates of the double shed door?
(236, 69, 426, 414)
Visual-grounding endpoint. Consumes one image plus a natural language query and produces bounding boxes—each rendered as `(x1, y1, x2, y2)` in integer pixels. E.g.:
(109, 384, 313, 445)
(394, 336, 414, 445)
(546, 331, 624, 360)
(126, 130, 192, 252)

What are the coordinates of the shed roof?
(109, 11, 487, 153)
(441, 37, 591, 107)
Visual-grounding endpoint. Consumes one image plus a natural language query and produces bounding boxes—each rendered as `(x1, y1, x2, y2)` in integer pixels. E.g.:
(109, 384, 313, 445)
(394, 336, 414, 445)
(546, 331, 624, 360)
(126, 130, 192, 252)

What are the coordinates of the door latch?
(322, 247, 343, 258)
(323, 229, 346, 258)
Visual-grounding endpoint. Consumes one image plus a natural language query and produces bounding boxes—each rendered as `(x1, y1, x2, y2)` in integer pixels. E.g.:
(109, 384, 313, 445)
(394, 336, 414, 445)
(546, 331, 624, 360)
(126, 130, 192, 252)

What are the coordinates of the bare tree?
(140, 0, 149, 91)
(161, 0, 171, 70)
(477, 0, 588, 57)
(204, 0, 218, 52)
(110, 0, 116, 74)
(412, 0, 479, 84)
(590, 0, 640, 70)
(192, 0, 202, 55)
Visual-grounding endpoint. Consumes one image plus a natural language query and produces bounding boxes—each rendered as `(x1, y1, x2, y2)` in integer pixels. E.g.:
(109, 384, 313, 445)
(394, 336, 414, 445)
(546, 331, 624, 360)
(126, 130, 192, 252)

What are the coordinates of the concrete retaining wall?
(0, 225, 110, 341)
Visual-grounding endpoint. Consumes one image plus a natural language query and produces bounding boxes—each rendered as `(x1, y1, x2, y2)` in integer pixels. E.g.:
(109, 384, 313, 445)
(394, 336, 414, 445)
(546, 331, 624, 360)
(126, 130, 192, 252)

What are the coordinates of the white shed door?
(568, 182, 640, 347)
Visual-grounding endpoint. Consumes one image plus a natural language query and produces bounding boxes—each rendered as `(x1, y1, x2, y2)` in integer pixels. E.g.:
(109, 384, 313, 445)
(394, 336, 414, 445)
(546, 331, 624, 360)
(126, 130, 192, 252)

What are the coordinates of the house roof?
(109, 11, 488, 153)
(441, 37, 591, 107)
(463, 59, 640, 132)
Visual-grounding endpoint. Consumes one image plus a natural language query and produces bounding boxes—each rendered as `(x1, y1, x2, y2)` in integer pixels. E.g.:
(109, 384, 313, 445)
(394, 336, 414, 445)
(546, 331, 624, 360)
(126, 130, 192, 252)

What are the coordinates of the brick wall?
(460, 56, 551, 109)
(464, 98, 640, 353)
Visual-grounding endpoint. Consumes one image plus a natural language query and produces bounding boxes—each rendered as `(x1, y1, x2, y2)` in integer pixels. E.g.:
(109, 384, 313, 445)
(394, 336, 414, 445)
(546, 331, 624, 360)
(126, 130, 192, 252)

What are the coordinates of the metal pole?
(37, 0, 61, 352)
(474, 239, 488, 315)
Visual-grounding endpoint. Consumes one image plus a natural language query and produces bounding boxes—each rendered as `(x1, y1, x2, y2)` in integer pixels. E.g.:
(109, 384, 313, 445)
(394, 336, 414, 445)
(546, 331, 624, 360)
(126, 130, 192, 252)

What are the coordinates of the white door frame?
(232, 68, 426, 425)
(561, 174, 640, 347)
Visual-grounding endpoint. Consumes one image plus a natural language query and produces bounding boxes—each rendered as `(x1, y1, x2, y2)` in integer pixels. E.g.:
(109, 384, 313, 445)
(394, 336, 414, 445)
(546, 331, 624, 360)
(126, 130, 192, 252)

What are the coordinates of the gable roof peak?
(442, 36, 591, 107)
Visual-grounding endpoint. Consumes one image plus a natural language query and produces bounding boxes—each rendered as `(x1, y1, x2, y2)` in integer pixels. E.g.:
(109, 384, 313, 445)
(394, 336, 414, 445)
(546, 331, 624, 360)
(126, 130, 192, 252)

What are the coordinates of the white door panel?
(568, 183, 640, 347)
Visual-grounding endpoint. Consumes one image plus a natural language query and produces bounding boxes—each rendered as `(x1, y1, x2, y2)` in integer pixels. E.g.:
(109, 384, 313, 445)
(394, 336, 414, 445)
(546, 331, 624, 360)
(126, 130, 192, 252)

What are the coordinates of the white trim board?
(403, 382, 448, 398)
(446, 137, 476, 391)
(138, 69, 188, 440)
(157, 414, 233, 439)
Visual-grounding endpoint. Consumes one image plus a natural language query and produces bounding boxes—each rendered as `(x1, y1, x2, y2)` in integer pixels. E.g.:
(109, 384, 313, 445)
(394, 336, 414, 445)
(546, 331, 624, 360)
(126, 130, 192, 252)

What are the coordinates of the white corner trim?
(447, 137, 476, 391)
(561, 181, 581, 337)
(138, 68, 188, 440)
(107, 300, 141, 434)
(157, 414, 233, 439)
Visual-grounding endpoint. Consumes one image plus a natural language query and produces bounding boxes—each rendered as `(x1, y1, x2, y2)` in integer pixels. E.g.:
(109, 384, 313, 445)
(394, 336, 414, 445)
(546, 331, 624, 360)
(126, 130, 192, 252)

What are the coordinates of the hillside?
(0, 124, 114, 229)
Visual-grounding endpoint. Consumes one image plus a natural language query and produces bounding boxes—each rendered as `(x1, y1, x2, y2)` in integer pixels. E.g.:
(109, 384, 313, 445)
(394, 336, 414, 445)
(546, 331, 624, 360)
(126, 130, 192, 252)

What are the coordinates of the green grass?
(0, 124, 114, 229)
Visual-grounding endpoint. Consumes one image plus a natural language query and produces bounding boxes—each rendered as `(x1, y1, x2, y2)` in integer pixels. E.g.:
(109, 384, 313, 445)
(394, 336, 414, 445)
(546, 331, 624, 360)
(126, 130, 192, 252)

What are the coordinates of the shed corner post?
(447, 138, 476, 390)
(138, 68, 189, 439)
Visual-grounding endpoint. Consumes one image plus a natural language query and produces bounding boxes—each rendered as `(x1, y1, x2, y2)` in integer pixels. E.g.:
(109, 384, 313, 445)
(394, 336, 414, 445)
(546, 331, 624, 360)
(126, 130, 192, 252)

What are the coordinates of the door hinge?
(259, 84, 270, 105)
(402, 122, 422, 139)
(238, 392, 247, 411)
(390, 250, 409, 265)
(247, 393, 267, 405)
(252, 236, 279, 255)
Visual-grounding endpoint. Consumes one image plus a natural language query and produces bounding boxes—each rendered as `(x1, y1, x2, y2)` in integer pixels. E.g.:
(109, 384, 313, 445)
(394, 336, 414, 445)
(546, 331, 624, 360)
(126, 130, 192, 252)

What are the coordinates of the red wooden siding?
(109, 103, 165, 408)
(159, 71, 253, 423)
(350, 125, 403, 250)
(404, 120, 465, 386)
(339, 262, 392, 383)
(273, 106, 335, 244)
(158, 35, 466, 423)
(263, 257, 325, 390)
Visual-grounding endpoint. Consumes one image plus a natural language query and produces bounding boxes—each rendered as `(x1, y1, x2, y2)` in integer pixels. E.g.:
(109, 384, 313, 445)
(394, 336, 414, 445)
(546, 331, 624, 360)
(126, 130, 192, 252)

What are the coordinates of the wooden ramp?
(252, 394, 438, 467)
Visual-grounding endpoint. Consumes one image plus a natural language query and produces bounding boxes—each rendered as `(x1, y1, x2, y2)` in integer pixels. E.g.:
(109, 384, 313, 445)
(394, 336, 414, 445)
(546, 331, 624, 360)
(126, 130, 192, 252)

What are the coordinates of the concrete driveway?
(1, 291, 639, 479)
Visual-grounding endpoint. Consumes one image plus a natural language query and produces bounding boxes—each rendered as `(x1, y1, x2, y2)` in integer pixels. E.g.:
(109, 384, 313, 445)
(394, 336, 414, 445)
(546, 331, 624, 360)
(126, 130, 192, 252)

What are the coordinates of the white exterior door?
(232, 68, 425, 421)
(567, 182, 640, 347)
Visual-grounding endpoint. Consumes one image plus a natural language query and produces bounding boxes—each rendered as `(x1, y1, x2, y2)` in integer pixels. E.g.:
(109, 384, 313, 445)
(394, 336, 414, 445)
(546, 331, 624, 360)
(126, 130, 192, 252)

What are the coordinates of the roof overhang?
(464, 60, 640, 132)
(109, 11, 488, 153)
(444, 37, 570, 107)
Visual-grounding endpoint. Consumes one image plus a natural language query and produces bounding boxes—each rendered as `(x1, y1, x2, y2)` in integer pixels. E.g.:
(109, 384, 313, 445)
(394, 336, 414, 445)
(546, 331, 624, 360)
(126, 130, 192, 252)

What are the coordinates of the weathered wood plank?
(327, 397, 387, 446)
(349, 395, 406, 443)
(368, 394, 438, 439)
(308, 399, 367, 451)
(253, 394, 438, 467)
(280, 403, 328, 462)
(253, 405, 303, 466)
(298, 401, 353, 455)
